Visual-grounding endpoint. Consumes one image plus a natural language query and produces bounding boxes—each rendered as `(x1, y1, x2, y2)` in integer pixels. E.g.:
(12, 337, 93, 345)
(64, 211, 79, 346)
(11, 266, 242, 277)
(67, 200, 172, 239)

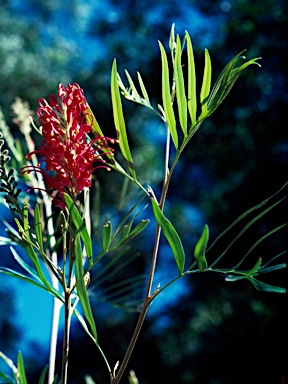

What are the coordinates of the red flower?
(21, 83, 115, 208)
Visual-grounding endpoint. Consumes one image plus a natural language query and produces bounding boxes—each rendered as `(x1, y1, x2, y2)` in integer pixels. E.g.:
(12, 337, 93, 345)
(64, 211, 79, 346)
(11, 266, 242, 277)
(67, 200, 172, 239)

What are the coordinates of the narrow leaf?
(186, 31, 197, 126)
(111, 59, 136, 179)
(34, 204, 43, 251)
(111, 220, 149, 250)
(258, 263, 286, 274)
(137, 72, 151, 106)
(102, 221, 112, 252)
(174, 35, 187, 136)
(11, 246, 41, 280)
(125, 70, 141, 102)
(86, 105, 115, 162)
(73, 308, 97, 344)
(9, 233, 63, 301)
(158, 41, 178, 149)
(200, 49, 212, 118)
(38, 365, 48, 384)
(0, 236, 17, 246)
(194, 224, 209, 271)
(17, 351, 28, 384)
(248, 277, 286, 293)
(0, 267, 54, 293)
(74, 234, 98, 343)
(127, 219, 149, 238)
(247, 257, 262, 276)
(64, 193, 93, 265)
(151, 198, 185, 274)
(22, 201, 30, 240)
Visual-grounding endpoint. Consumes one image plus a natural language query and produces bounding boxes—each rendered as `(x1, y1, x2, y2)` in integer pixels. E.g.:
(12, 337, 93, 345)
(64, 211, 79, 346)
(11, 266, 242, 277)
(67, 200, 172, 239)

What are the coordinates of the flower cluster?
(20, 83, 115, 207)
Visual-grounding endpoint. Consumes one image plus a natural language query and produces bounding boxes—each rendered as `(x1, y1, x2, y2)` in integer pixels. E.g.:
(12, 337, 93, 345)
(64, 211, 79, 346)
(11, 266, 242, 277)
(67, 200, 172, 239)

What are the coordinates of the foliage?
(0, 15, 286, 384)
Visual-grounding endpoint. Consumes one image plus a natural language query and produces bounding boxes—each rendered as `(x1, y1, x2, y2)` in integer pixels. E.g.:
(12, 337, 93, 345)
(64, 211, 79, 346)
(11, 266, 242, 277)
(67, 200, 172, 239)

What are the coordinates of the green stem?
(61, 290, 72, 384)
(112, 128, 180, 384)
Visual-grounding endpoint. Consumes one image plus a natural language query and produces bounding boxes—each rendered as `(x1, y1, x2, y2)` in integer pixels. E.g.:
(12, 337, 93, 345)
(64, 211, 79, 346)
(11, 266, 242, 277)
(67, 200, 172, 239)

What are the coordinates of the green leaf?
(186, 31, 197, 127)
(199, 49, 212, 118)
(194, 224, 209, 271)
(158, 41, 178, 149)
(232, 223, 287, 270)
(128, 370, 139, 384)
(127, 219, 149, 239)
(151, 198, 185, 274)
(22, 201, 30, 240)
(0, 236, 17, 246)
(86, 105, 115, 163)
(0, 351, 17, 383)
(17, 352, 27, 384)
(10, 223, 63, 300)
(247, 277, 286, 293)
(102, 221, 112, 252)
(247, 257, 262, 276)
(38, 365, 48, 384)
(74, 234, 98, 343)
(34, 204, 43, 251)
(111, 59, 136, 179)
(63, 193, 93, 265)
(0, 266, 43, 291)
(206, 51, 261, 116)
(258, 262, 286, 275)
(137, 72, 151, 107)
(208, 187, 287, 268)
(125, 70, 141, 103)
(10, 245, 42, 280)
(0, 371, 13, 384)
(111, 219, 149, 250)
(174, 35, 187, 136)
(113, 193, 147, 238)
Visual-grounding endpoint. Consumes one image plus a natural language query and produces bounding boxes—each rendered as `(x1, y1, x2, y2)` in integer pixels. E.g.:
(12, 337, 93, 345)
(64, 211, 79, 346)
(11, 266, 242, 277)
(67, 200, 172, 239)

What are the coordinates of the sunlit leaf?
(194, 224, 209, 272)
(63, 193, 93, 265)
(151, 198, 185, 274)
(206, 51, 261, 115)
(186, 31, 197, 127)
(125, 70, 141, 103)
(158, 41, 178, 149)
(199, 49, 212, 118)
(111, 59, 136, 179)
(137, 72, 151, 107)
(174, 35, 187, 136)
(74, 234, 98, 344)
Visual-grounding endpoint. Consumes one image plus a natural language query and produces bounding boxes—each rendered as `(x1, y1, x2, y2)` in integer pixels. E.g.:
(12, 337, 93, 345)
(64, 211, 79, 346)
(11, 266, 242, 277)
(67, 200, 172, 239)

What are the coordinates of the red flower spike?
(20, 83, 116, 207)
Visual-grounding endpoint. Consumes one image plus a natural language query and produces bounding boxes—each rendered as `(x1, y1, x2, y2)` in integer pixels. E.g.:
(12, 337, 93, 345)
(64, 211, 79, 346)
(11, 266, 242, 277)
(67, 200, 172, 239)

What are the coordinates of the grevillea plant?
(0, 25, 286, 384)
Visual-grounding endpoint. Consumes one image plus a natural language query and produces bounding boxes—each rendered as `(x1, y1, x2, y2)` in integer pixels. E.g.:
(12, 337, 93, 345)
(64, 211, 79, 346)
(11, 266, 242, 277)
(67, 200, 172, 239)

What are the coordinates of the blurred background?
(0, 0, 287, 383)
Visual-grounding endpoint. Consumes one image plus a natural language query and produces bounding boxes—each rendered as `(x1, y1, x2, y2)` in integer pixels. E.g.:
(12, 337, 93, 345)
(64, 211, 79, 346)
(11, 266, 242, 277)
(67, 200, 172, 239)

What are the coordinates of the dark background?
(0, 0, 287, 383)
